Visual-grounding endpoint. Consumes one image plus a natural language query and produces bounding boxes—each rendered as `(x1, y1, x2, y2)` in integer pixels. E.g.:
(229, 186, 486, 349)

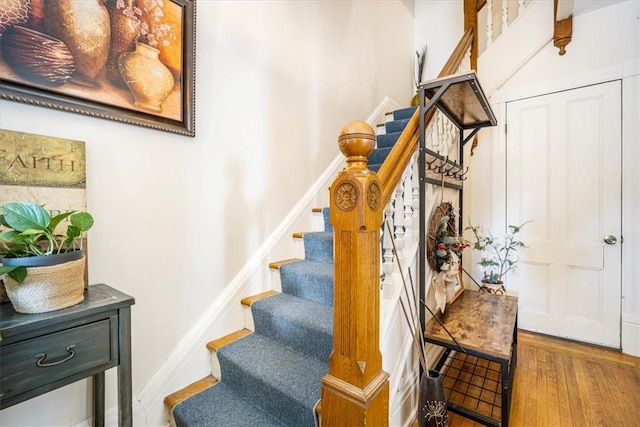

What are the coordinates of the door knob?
(603, 235, 617, 245)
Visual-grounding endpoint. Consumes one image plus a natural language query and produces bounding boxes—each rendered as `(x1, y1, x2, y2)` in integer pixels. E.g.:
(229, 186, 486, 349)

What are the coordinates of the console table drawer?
(1, 319, 112, 401)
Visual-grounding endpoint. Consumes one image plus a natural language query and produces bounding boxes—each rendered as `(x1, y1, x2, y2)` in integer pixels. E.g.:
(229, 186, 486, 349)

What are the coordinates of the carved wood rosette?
(321, 121, 390, 426)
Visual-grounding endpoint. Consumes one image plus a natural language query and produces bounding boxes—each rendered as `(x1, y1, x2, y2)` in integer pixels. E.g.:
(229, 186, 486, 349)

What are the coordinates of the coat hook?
(443, 163, 457, 176)
(436, 155, 448, 172)
(449, 163, 463, 176)
(456, 166, 469, 180)
(426, 154, 438, 170)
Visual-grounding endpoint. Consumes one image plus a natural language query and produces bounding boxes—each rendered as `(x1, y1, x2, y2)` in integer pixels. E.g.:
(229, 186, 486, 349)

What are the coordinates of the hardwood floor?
(448, 330, 640, 426)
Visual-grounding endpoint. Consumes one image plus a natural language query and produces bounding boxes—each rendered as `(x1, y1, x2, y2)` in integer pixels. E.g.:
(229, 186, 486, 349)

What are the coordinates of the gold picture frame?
(0, 0, 196, 136)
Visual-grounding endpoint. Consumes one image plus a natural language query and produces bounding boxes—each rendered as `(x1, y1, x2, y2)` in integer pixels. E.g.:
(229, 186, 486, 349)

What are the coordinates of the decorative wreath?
(427, 202, 458, 271)
(427, 202, 469, 273)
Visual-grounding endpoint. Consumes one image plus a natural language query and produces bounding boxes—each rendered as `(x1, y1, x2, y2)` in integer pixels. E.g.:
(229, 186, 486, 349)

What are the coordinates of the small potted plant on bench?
(466, 221, 530, 295)
(0, 201, 93, 313)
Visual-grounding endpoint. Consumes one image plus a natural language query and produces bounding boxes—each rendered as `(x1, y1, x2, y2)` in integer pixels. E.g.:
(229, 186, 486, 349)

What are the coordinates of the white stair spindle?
(394, 181, 405, 261)
(403, 154, 415, 243)
(412, 155, 420, 238)
(518, 0, 525, 16)
(382, 201, 395, 299)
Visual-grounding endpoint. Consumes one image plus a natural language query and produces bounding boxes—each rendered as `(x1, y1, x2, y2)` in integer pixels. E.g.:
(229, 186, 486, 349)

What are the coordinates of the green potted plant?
(0, 201, 93, 313)
(465, 221, 530, 294)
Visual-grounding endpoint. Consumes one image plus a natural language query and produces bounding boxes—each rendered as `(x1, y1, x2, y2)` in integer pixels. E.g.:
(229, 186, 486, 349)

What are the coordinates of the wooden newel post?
(321, 121, 389, 426)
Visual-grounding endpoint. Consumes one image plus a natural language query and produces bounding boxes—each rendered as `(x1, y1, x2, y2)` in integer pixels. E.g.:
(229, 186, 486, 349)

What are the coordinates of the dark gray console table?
(0, 284, 135, 427)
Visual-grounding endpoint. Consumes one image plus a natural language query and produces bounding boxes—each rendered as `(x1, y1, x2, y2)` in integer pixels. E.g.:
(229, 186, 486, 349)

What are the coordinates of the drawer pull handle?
(35, 344, 77, 367)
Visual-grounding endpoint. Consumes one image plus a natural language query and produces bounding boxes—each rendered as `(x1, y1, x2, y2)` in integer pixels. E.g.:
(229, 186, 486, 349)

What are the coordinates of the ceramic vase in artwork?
(418, 370, 448, 427)
(140, 0, 182, 80)
(105, 0, 140, 86)
(118, 42, 175, 112)
(44, 0, 110, 87)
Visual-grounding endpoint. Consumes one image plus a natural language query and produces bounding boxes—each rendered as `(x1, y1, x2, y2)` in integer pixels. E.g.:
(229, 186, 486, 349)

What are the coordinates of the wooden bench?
(424, 289, 518, 426)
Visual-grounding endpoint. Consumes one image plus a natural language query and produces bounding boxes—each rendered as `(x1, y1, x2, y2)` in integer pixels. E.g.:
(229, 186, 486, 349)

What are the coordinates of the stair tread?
(241, 290, 279, 307)
(268, 258, 300, 270)
(164, 375, 218, 410)
(172, 381, 288, 427)
(206, 328, 252, 352)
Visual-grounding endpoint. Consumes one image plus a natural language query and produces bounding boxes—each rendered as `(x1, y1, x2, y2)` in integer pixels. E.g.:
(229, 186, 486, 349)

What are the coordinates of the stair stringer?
(135, 96, 402, 427)
(477, 0, 553, 96)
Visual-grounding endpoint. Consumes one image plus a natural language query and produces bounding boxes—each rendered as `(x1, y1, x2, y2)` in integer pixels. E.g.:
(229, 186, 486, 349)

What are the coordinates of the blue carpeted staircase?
(369, 106, 416, 172)
(167, 106, 416, 427)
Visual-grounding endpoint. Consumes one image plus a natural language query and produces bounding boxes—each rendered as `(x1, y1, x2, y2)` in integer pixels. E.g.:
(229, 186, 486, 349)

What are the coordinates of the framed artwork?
(449, 269, 464, 305)
(0, 0, 196, 136)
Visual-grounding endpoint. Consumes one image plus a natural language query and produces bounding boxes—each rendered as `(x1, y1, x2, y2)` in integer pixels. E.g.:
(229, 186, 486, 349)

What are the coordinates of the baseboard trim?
(622, 321, 640, 357)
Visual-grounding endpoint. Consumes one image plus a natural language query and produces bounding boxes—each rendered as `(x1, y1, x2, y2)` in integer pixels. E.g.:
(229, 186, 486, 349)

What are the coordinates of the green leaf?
(70, 212, 94, 232)
(66, 225, 81, 239)
(0, 230, 20, 241)
(49, 211, 75, 232)
(2, 202, 50, 232)
(0, 265, 27, 283)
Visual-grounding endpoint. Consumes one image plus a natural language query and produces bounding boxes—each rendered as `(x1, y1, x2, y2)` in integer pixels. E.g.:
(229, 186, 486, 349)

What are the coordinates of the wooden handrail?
(377, 27, 474, 207)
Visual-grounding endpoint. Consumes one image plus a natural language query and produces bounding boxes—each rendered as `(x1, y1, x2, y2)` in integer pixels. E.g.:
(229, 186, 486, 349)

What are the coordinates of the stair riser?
(216, 336, 325, 427)
(385, 118, 410, 133)
(303, 232, 333, 263)
(251, 295, 333, 361)
(369, 146, 392, 165)
(376, 132, 401, 149)
(217, 369, 315, 426)
(280, 263, 333, 306)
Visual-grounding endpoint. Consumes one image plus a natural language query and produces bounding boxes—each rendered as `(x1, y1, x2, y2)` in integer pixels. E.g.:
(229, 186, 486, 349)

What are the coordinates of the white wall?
(469, 1, 640, 355)
(0, 1, 414, 425)
(414, 0, 464, 81)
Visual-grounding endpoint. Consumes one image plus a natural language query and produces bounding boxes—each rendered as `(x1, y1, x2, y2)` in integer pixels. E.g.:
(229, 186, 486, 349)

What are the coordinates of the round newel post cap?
(338, 121, 375, 170)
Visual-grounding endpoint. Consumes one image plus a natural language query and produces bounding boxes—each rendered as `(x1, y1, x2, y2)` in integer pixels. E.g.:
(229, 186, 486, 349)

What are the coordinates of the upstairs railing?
(320, 27, 475, 425)
(469, 0, 532, 57)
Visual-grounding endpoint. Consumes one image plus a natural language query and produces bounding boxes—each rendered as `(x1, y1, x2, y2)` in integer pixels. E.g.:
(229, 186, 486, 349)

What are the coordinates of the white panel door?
(506, 81, 622, 348)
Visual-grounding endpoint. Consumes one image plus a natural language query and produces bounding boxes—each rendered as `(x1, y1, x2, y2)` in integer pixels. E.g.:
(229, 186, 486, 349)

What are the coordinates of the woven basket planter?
(2, 254, 85, 314)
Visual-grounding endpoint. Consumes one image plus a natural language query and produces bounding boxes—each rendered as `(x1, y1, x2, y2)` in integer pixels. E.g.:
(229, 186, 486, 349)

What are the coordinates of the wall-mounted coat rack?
(424, 148, 469, 190)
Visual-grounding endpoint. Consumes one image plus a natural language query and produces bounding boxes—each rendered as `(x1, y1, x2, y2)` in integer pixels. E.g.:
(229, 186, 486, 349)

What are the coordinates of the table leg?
(93, 371, 105, 427)
(501, 360, 510, 427)
(118, 307, 133, 427)
(513, 314, 518, 366)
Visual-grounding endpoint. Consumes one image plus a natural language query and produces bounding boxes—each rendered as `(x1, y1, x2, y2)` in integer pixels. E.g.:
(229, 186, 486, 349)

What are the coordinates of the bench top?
(424, 289, 518, 360)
